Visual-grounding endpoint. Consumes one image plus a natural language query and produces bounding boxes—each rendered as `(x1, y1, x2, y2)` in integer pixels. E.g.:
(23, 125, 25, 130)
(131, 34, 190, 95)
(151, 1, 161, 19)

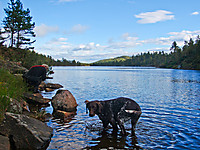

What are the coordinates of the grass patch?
(0, 68, 28, 121)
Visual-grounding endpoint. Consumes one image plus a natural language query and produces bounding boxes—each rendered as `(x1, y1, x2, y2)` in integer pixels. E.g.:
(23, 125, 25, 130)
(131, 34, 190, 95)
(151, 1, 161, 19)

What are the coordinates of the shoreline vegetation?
(1, 35, 200, 70)
(0, 52, 79, 149)
(91, 38, 200, 70)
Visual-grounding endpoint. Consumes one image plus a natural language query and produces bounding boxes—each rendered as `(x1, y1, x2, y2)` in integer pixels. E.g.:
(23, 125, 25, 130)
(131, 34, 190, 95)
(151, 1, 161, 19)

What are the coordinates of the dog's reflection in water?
(84, 127, 141, 150)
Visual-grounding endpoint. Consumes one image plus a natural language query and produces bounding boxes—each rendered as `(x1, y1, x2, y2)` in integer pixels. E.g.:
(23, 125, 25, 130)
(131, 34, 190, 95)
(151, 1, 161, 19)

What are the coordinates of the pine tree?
(3, 0, 16, 47)
(0, 29, 8, 46)
(3, 0, 35, 48)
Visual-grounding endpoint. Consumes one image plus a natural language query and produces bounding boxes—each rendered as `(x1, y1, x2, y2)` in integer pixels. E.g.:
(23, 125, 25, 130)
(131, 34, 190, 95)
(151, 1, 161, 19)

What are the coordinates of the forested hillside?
(0, 46, 82, 69)
(92, 37, 200, 70)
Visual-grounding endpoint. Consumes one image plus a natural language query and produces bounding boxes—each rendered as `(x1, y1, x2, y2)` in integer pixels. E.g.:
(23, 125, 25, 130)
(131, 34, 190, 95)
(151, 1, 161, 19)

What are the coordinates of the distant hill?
(91, 37, 200, 70)
(91, 56, 131, 66)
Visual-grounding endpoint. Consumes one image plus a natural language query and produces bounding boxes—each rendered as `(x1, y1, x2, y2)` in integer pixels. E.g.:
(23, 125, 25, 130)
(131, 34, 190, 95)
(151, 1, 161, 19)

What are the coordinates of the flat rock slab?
(24, 93, 50, 104)
(38, 82, 63, 92)
(0, 112, 53, 150)
(45, 83, 63, 89)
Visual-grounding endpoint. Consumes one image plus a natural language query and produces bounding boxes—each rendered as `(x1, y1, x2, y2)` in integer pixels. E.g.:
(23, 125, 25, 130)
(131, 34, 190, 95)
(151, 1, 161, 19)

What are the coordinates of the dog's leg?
(102, 121, 109, 129)
(131, 113, 141, 135)
(131, 119, 137, 134)
(110, 118, 118, 132)
(117, 118, 126, 135)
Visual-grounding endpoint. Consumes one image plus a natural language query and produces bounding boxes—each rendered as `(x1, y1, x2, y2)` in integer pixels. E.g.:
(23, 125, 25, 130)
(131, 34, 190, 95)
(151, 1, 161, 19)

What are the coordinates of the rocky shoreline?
(0, 59, 78, 150)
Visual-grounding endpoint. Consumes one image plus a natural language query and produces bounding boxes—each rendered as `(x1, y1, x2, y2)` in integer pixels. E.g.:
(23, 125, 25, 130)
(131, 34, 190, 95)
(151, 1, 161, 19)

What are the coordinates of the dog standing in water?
(85, 97, 142, 135)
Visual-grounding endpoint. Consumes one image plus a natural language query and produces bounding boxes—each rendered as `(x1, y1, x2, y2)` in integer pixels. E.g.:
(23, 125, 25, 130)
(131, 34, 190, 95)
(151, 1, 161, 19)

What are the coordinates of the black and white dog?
(85, 97, 142, 135)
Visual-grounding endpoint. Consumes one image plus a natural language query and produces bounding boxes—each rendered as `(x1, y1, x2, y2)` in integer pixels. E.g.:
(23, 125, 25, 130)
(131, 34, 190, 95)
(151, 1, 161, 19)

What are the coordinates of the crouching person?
(23, 64, 51, 93)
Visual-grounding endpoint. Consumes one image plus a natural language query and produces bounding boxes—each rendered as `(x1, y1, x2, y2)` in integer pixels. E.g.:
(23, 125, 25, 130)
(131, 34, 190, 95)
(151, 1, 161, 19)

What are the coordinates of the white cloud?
(68, 24, 89, 34)
(141, 30, 200, 46)
(38, 37, 72, 56)
(191, 11, 199, 15)
(35, 30, 200, 63)
(135, 10, 175, 24)
(108, 33, 140, 49)
(58, 37, 68, 41)
(72, 42, 100, 51)
(34, 24, 59, 37)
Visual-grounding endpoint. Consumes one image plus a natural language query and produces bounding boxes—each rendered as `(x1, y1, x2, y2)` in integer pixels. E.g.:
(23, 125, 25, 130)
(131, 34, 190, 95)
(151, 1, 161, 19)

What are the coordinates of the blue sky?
(0, 0, 200, 63)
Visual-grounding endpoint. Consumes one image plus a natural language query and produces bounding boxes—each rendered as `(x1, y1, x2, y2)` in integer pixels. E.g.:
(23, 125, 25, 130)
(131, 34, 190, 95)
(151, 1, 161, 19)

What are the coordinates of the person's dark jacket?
(25, 65, 47, 81)
(23, 65, 47, 92)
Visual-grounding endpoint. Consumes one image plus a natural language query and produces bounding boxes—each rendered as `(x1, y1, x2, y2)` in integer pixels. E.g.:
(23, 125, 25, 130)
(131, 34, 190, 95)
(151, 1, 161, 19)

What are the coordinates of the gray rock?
(0, 135, 10, 150)
(0, 112, 53, 150)
(8, 97, 23, 114)
(52, 90, 78, 112)
(0, 59, 28, 74)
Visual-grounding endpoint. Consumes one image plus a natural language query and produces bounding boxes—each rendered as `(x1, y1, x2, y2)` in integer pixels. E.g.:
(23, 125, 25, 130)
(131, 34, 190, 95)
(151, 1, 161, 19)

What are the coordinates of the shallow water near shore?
(42, 66, 200, 150)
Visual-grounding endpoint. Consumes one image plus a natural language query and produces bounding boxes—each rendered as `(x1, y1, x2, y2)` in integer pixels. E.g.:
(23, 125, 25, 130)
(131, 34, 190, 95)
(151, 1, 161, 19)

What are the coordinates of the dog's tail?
(125, 110, 142, 116)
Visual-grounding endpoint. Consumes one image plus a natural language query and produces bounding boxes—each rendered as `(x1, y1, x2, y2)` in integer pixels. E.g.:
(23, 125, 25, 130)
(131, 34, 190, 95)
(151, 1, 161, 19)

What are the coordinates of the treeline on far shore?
(92, 37, 200, 70)
(1, 36, 200, 70)
(0, 46, 84, 69)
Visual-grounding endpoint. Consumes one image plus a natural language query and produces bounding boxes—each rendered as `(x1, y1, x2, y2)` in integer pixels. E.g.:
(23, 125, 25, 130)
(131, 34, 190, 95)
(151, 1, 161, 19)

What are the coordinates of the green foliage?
(92, 37, 200, 70)
(0, 96, 9, 122)
(0, 29, 8, 46)
(3, 0, 35, 48)
(0, 68, 27, 99)
(0, 47, 83, 69)
(53, 58, 82, 66)
(92, 56, 131, 66)
(0, 68, 28, 121)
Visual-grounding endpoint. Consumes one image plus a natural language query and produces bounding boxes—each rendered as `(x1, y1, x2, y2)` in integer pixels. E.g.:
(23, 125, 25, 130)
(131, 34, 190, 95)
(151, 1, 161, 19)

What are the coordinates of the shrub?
(0, 68, 28, 121)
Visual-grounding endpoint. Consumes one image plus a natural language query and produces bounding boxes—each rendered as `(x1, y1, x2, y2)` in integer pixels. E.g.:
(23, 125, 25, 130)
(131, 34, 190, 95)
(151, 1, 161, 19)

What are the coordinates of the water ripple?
(46, 67, 200, 150)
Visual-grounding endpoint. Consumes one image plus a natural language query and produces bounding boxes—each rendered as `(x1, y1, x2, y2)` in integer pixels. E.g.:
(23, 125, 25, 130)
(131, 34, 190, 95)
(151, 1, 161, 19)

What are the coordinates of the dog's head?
(85, 100, 102, 117)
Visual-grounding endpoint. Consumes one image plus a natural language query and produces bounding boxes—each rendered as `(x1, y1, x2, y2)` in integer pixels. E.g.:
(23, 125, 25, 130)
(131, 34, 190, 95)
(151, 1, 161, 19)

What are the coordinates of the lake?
(43, 66, 200, 150)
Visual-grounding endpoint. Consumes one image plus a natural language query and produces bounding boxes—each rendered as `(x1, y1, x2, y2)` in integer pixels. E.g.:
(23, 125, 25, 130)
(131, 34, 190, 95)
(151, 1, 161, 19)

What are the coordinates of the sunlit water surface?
(42, 66, 200, 150)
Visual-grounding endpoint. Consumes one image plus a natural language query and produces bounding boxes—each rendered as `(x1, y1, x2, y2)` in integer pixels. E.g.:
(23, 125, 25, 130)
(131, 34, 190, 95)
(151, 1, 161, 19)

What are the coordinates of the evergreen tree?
(0, 29, 8, 46)
(3, 0, 16, 47)
(3, 0, 35, 48)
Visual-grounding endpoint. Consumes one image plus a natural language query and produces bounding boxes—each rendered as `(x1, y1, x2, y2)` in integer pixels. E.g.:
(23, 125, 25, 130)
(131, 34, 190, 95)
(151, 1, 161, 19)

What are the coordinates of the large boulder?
(52, 90, 78, 112)
(0, 112, 53, 150)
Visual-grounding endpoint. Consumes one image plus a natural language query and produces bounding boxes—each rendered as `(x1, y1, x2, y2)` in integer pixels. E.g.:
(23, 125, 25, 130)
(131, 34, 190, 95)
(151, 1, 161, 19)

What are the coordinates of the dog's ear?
(85, 100, 89, 104)
(96, 102, 103, 114)
(85, 100, 89, 114)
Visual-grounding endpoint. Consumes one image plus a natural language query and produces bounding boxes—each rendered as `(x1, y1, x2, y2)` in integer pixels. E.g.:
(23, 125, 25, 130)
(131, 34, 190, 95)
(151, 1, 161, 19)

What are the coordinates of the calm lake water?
(43, 66, 200, 150)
